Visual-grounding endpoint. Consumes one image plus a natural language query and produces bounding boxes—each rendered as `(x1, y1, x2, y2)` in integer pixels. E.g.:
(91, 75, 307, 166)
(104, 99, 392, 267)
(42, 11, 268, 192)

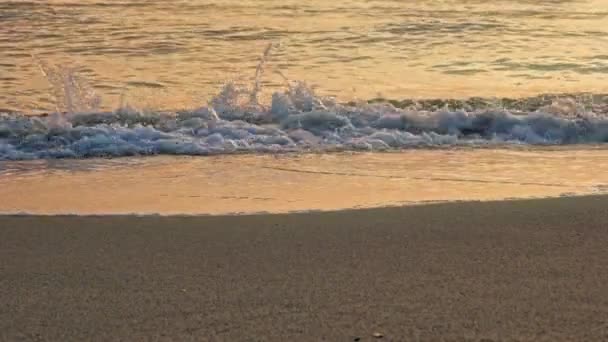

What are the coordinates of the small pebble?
(372, 332, 384, 338)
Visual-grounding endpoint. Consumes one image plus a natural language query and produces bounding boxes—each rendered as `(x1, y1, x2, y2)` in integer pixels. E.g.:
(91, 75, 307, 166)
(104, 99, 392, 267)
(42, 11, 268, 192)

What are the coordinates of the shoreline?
(2, 149, 608, 216)
(0, 193, 607, 218)
(2, 195, 608, 340)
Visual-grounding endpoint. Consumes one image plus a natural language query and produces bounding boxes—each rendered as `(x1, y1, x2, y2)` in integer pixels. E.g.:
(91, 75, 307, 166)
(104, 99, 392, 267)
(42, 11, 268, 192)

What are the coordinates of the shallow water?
(2, 0, 608, 112)
(1, 149, 607, 215)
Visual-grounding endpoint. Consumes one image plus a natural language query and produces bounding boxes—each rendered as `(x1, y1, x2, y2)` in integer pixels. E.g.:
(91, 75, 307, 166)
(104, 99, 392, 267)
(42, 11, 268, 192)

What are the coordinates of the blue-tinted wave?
(2, 82, 608, 160)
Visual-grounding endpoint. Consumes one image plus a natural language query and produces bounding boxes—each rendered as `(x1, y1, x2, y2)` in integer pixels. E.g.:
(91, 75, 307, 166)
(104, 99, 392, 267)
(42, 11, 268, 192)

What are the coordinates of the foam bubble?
(2, 86, 608, 160)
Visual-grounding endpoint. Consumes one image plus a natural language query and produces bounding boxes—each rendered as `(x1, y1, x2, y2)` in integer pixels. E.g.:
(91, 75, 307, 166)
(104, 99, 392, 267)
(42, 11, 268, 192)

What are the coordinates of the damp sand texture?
(2, 195, 608, 341)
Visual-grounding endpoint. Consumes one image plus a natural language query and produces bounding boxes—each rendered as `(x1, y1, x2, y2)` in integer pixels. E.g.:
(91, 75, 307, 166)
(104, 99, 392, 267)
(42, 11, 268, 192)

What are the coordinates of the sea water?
(2, 0, 608, 112)
(1, 149, 608, 215)
(1, 0, 608, 214)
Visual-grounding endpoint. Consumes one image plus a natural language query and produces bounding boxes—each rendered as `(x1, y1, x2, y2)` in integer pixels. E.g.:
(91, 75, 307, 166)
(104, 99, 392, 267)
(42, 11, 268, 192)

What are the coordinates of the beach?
(2, 195, 607, 341)
(3, 0, 608, 340)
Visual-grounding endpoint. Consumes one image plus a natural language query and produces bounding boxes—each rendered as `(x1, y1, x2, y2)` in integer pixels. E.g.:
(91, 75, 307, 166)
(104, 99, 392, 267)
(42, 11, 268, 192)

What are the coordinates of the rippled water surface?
(2, 0, 608, 112)
(1, 149, 607, 215)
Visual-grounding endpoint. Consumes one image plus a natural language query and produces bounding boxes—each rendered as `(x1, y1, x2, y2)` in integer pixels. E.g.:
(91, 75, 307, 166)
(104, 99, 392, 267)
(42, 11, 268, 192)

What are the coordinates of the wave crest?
(2, 86, 608, 160)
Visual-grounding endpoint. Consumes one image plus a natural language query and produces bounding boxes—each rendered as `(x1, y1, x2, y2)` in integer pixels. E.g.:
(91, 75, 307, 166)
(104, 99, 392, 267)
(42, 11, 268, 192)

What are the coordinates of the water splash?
(249, 42, 274, 108)
(33, 56, 102, 115)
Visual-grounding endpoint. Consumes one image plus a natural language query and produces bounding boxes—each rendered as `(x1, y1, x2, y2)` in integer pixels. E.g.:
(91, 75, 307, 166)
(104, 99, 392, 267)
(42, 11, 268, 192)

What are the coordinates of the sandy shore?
(2, 196, 608, 341)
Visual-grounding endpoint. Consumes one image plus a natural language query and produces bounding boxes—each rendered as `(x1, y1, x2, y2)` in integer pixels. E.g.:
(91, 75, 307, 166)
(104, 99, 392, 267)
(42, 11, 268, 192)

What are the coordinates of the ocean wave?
(2, 82, 608, 160)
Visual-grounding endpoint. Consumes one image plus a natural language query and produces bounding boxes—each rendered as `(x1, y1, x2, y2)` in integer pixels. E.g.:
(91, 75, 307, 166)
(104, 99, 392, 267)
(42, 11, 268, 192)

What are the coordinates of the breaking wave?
(2, 90, 608, 160)
(2, 50, 608, 160)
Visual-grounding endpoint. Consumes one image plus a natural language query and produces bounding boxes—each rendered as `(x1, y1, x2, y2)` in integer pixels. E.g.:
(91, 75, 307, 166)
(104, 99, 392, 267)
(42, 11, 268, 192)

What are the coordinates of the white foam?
(2, 87, 608, 160)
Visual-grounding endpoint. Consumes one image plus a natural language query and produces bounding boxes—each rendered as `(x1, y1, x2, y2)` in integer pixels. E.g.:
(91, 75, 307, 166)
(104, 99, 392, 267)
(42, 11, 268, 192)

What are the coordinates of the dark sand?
(1, 196, 608, 341)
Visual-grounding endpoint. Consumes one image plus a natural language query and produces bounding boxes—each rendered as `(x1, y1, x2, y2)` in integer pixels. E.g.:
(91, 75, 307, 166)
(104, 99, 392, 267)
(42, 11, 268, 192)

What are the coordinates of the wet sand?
(1, 196, 608, 341)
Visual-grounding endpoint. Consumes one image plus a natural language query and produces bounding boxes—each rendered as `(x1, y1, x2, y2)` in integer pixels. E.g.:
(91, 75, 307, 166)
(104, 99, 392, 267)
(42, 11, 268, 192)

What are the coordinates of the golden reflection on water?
(1, 148, 607, 215)
(1, 0, 608, 112)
